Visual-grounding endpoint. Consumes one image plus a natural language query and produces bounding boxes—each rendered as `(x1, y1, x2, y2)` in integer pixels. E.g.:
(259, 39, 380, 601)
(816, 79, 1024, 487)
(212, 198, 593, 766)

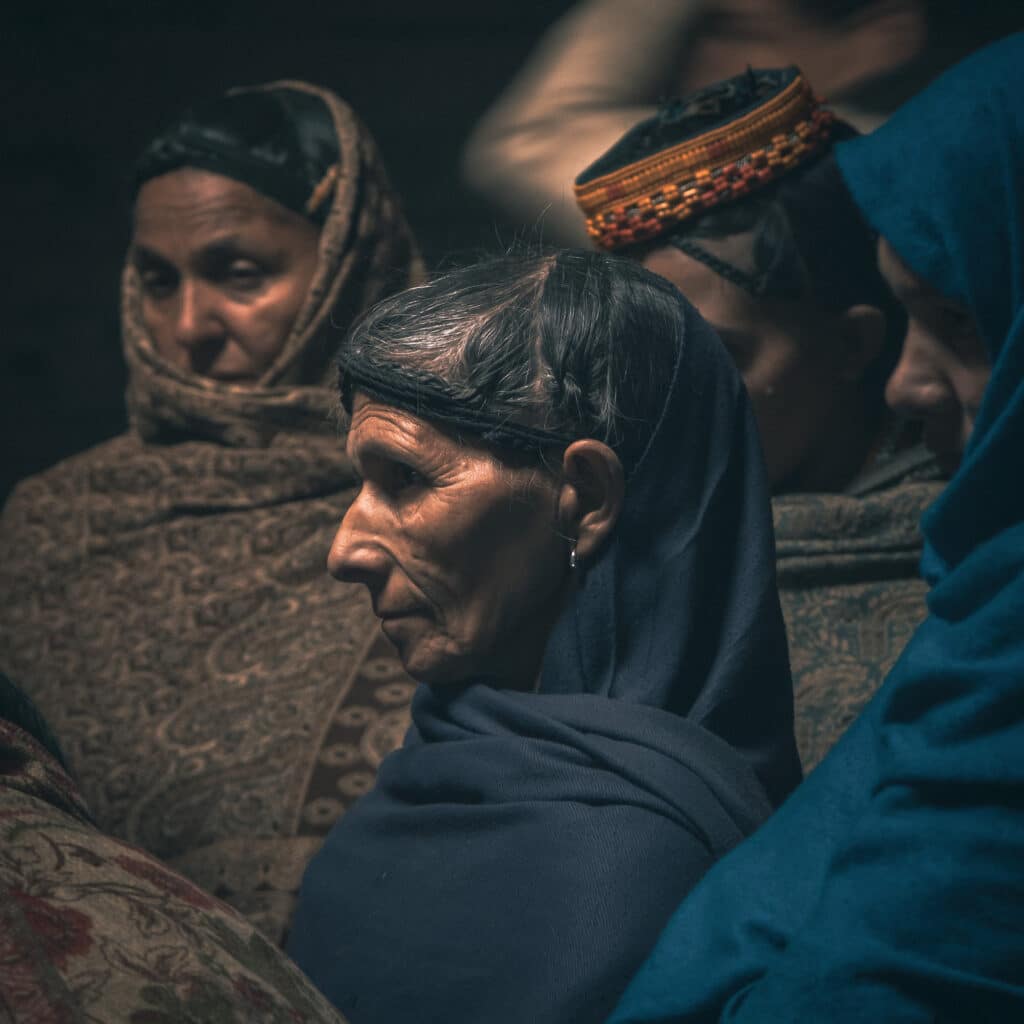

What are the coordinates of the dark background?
(1, 1, 576, 501)
(4, 2, 1022, 503)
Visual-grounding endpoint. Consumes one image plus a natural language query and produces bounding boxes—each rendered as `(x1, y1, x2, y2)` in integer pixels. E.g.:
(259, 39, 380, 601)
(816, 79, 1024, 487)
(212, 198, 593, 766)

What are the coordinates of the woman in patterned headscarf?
(0, 81, 422, 945)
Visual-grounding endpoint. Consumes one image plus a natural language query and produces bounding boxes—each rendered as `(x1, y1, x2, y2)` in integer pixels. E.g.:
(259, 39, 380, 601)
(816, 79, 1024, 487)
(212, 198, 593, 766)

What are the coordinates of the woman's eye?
(940, 305, 974, 333)
(713, 328, 756, 372)
(724, 342, 753, 373)
(392, 463, 425, 491)
(225, 262, 265, 290)
(356, 455, 427, 497)
(139, 270, 177, 298)
(914, 297, 974, 338)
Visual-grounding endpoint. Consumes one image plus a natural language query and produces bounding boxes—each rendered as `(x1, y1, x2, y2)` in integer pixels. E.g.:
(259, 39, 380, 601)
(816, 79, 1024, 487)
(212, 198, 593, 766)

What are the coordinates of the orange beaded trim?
(575, 75, 835, 251)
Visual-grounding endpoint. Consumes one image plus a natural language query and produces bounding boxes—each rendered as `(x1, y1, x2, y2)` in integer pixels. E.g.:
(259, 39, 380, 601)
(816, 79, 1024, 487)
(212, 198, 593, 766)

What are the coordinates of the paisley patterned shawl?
(0, 675, 349, 1024)
(773, 472, 942, 771)
(0, 81, 422, 946)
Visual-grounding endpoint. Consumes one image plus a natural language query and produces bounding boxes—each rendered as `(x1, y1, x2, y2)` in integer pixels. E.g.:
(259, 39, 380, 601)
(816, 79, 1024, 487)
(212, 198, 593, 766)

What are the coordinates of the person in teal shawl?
(610, 31, 1024, 1022)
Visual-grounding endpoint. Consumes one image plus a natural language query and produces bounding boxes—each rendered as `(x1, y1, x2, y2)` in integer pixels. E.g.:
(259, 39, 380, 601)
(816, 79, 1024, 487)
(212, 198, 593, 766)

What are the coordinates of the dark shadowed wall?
(5, 1, 1020, 502)
(1, 1, 574, 501)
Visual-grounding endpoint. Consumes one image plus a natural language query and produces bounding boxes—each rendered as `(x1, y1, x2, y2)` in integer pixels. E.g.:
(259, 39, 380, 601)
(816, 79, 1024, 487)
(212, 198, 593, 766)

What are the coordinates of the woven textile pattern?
(773, 480, 942, 771)
(0, 82, 420, 946)
(575, 74, 834, 251)
(0, 718, 348, 1023)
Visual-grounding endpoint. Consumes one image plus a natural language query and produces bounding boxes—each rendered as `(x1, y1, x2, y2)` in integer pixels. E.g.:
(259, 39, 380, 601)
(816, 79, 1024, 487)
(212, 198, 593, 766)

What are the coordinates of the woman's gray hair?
(338, 248, 687, 470)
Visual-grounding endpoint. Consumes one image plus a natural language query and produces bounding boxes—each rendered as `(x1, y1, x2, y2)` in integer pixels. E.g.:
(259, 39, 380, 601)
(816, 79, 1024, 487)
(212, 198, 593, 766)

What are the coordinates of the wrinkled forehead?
(345, 392, 544, 480)
(132, 168, 295, 241)
(346, 393, 472, 464)
(348, 393, 434, 444)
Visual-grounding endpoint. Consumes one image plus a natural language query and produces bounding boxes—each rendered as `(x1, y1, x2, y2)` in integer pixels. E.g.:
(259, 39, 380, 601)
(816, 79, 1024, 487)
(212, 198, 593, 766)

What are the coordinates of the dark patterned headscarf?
(125, 80, 425, 445)
(135, 85, 342, 227)
(289, 252, 799, 1024)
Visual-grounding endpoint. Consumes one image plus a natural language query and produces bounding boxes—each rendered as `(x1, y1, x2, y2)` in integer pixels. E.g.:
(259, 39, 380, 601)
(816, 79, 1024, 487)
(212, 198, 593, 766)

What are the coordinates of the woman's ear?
(837, 304, 886, 383)
(557, 440, 625, 567)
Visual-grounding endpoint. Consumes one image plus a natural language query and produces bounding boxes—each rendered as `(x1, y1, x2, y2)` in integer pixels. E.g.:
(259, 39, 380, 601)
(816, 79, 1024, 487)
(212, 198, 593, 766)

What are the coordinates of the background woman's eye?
(225, 261, 265, 290)
(139, 269, 177, 298)
(716, 329, 755, 373)
(940, 305, 974, 332)
(723, 341, 753, 373)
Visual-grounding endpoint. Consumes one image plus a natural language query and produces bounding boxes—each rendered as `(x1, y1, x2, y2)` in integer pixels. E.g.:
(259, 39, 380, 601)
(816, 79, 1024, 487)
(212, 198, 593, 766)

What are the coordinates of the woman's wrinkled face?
(643, 245, 847, 488)
(328, 395, 569, 688)
(131, 168, 320, 382)
(877, 237, 991, 475)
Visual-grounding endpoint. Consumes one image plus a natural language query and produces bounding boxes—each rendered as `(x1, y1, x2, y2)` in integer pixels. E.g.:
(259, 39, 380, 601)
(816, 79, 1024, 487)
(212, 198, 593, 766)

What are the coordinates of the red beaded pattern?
(575, 75, 835, 251)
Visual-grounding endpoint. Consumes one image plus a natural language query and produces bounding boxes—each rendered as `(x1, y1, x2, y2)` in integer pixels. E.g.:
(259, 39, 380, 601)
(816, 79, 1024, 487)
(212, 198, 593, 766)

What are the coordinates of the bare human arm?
(462, 0, 707, 245)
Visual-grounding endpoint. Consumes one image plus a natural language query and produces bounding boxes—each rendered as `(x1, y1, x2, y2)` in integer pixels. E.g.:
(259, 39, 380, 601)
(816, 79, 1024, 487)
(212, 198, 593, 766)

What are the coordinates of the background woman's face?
(643, 245, 849, 489)
(877, 237, 991, 475)
(131, 168, 320, 382)
(328, 395, 568, 688)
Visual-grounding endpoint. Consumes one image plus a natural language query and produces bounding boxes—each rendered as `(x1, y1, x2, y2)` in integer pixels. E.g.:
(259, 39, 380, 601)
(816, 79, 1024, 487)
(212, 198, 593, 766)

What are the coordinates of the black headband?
(134, 87, 340, 224)
(138, 140, 318, 216)
(337, 352, 577, 454)
(668, 237, 768, 297)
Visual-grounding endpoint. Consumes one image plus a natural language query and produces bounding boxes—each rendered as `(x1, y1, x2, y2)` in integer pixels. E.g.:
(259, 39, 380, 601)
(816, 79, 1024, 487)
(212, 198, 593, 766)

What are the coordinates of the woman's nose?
(885, 332, 958, 422)
(327, 499, 391, 589)
(174, 279, 224, 350)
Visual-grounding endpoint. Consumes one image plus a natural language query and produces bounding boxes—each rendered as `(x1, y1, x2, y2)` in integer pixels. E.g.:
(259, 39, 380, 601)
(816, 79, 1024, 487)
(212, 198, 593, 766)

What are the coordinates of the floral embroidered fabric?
(0, 717, 348, 1023)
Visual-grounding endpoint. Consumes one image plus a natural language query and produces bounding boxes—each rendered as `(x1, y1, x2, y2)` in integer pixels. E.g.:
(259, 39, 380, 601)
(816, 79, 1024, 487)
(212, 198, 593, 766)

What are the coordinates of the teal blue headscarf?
(611, 32, 1024, 1023)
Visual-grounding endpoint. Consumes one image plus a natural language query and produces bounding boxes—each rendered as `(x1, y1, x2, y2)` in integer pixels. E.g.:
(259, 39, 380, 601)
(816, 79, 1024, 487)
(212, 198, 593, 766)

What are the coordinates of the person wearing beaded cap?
(577, 66, 926, 496)
(577, 67, 944, 769)
(462, 0, 1021, 246)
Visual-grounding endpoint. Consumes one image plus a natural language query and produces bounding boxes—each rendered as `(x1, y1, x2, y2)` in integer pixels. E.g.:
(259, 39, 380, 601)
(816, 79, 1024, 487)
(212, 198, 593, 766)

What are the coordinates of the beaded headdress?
(574, 68, 835, 255)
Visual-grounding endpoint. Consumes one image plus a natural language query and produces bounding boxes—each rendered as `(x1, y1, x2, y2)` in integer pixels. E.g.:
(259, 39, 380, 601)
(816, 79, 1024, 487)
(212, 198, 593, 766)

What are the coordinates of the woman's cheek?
(230, 283, 306, 367)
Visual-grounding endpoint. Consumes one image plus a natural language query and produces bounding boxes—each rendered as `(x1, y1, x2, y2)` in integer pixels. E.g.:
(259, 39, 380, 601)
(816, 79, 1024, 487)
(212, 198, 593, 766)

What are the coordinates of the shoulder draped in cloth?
(772, 472, 942, 772)
(287, 290, 801, 1024)
(611, 32, 1024, 1023)
(0, 81, 423, 946)
(0, 674, 349, 1024)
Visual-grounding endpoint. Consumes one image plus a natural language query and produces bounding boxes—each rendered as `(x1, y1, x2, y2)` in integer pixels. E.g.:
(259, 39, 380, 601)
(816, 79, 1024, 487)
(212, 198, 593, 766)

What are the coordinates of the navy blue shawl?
(288, 285, 800, 1022)
(612, 33, 1024, 1023)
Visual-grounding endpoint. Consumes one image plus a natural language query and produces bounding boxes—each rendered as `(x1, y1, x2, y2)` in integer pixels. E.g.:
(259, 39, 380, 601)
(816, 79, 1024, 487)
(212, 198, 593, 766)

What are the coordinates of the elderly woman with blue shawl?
(286, 248, 801, 1023)
(611, 31, 1024, 1023)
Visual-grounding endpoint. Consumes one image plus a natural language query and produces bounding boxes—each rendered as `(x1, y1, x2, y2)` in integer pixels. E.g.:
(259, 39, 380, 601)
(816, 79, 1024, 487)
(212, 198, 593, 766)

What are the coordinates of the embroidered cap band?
(574, 68, 834, 251)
